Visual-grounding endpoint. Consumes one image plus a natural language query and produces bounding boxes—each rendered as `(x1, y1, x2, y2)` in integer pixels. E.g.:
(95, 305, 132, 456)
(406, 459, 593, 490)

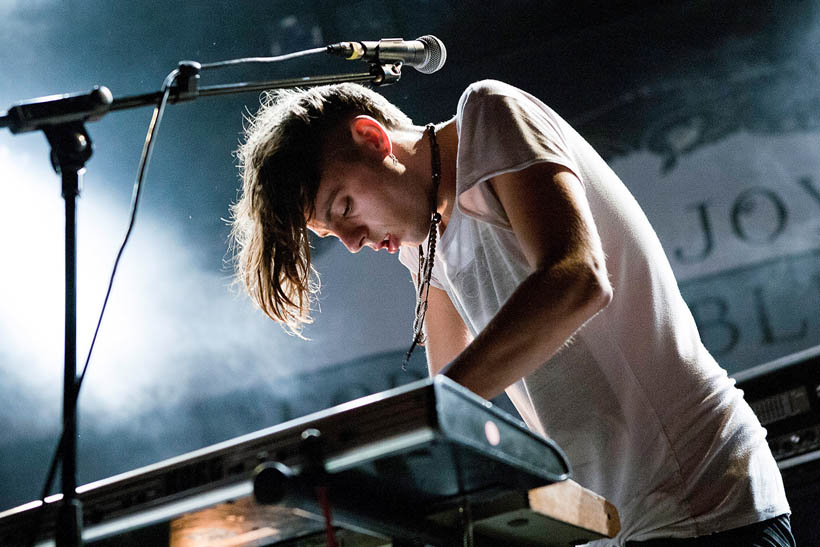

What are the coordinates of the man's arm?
(423, 285, 473, 375)
(441, 162, 612, 400)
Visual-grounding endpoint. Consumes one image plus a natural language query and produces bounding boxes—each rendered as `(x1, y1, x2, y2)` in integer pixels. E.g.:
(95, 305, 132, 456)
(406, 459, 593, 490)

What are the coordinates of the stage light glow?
(0, 143, 142, 427)
(0, 142, 333, 430)
(0, 133, 414, 441)
(0, 144, 226, 425)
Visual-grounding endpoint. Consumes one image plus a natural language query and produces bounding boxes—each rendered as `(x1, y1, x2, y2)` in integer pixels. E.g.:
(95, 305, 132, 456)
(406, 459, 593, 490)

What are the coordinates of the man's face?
(307, 157, 430, 254)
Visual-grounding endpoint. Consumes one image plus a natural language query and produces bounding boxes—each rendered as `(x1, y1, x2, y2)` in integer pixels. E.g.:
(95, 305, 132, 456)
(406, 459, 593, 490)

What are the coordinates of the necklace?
(403, 123, 442, 370)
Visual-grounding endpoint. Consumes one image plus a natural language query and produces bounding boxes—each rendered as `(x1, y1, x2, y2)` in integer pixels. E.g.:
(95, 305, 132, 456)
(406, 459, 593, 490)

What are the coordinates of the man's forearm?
(441, 257, 611, 400)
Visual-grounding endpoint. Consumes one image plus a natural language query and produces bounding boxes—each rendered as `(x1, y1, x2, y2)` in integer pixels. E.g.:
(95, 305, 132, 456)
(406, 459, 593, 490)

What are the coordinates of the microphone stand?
(0, 60, 402, 547)
(47, 121, 89, 547)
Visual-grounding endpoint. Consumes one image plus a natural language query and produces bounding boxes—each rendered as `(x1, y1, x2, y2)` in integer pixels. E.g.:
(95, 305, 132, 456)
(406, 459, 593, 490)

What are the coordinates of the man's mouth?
(380, 234, 399, 254)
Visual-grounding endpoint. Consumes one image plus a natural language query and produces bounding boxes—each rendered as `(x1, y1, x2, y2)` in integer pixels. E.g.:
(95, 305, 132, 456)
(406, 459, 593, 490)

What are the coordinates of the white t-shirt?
(399, 80, 789, 544)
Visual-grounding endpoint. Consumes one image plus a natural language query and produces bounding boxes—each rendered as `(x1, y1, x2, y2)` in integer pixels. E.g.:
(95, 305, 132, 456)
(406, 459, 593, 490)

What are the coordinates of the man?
(230, 80, 793, 545)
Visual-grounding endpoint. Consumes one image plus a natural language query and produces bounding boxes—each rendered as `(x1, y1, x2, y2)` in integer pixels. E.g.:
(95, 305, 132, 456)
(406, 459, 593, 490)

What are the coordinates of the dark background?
(1, 0, 818, 523)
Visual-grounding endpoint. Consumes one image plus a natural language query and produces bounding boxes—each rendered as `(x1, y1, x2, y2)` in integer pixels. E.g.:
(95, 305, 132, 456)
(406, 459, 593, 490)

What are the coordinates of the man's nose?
(339, 225, 366, 253)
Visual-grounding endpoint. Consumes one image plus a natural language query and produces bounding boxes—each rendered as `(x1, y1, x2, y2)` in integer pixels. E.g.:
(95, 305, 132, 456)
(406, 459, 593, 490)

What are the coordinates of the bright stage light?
(0, 142, 302, 429)
(0, 143, 134, 427)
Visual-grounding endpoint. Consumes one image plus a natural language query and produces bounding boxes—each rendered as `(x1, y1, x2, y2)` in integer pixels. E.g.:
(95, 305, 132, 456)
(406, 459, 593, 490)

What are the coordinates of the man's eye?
(342, 197, 351, 217)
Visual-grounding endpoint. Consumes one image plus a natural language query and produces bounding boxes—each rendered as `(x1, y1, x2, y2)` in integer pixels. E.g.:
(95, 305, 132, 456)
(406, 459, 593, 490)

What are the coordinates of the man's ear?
(350, 115, 392, 159)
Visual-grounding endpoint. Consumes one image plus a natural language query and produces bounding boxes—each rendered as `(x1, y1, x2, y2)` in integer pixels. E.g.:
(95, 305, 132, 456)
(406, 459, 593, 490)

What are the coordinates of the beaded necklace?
(403, 123, 441, 369)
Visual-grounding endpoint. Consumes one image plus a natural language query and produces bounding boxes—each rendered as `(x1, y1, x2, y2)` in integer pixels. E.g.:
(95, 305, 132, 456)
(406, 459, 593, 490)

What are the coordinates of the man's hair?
(230, 83, 414, 335)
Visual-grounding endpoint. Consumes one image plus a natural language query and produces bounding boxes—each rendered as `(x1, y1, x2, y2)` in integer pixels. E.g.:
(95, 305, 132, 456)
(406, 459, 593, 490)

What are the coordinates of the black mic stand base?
(55, 498, 83, 547)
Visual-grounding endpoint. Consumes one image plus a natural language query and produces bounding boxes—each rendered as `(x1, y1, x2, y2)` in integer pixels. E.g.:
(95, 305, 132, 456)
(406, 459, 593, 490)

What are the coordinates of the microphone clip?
(172, 60, 202, 102)
(370, 62, 402, 86)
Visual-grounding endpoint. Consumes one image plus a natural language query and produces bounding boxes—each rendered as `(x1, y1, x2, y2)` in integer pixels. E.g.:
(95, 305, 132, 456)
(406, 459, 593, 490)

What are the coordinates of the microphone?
(327, 36, 447, 74)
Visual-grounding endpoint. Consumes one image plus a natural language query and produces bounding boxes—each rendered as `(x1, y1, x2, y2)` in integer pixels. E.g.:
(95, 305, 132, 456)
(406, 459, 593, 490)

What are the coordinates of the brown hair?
(230, 83, 413, 335)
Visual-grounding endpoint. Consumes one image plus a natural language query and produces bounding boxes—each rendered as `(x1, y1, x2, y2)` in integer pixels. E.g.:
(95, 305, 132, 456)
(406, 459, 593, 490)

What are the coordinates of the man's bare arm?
(423, 285, 473, 375)
(441, 162, 612, 400)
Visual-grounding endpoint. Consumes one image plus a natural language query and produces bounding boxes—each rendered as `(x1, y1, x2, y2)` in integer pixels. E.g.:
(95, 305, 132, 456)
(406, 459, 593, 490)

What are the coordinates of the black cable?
(26, 67, 178, 547)
(198, 47, 326, 70)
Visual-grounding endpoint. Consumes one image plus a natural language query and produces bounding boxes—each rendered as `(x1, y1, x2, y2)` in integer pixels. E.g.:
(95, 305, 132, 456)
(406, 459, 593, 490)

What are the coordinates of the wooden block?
(427, 480, 620, 546)
(527, 480, 620, 539)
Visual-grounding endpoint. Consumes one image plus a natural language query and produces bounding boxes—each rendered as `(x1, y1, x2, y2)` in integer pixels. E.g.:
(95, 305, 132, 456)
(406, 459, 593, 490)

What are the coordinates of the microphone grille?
(416, 35, 447, 74)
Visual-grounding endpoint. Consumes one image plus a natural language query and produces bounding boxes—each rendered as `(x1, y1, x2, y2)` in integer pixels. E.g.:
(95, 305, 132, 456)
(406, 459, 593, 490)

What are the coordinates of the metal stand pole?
(44, 123, 92, 547)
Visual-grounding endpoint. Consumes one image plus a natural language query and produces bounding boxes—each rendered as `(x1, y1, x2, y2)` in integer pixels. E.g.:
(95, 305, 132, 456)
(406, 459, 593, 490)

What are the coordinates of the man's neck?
(432, 118, 458, 232)
(392, 120, 459, 238)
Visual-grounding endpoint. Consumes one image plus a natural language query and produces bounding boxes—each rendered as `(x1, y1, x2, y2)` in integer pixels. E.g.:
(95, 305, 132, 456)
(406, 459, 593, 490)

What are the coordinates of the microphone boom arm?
(110, 62, 401, 114)
(2, 61, 402, 134)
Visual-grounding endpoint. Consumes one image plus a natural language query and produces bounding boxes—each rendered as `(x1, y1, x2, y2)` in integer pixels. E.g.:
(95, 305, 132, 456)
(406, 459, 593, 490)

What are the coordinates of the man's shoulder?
(457, 80, 546, 125)
(459, 79, 519, 105)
